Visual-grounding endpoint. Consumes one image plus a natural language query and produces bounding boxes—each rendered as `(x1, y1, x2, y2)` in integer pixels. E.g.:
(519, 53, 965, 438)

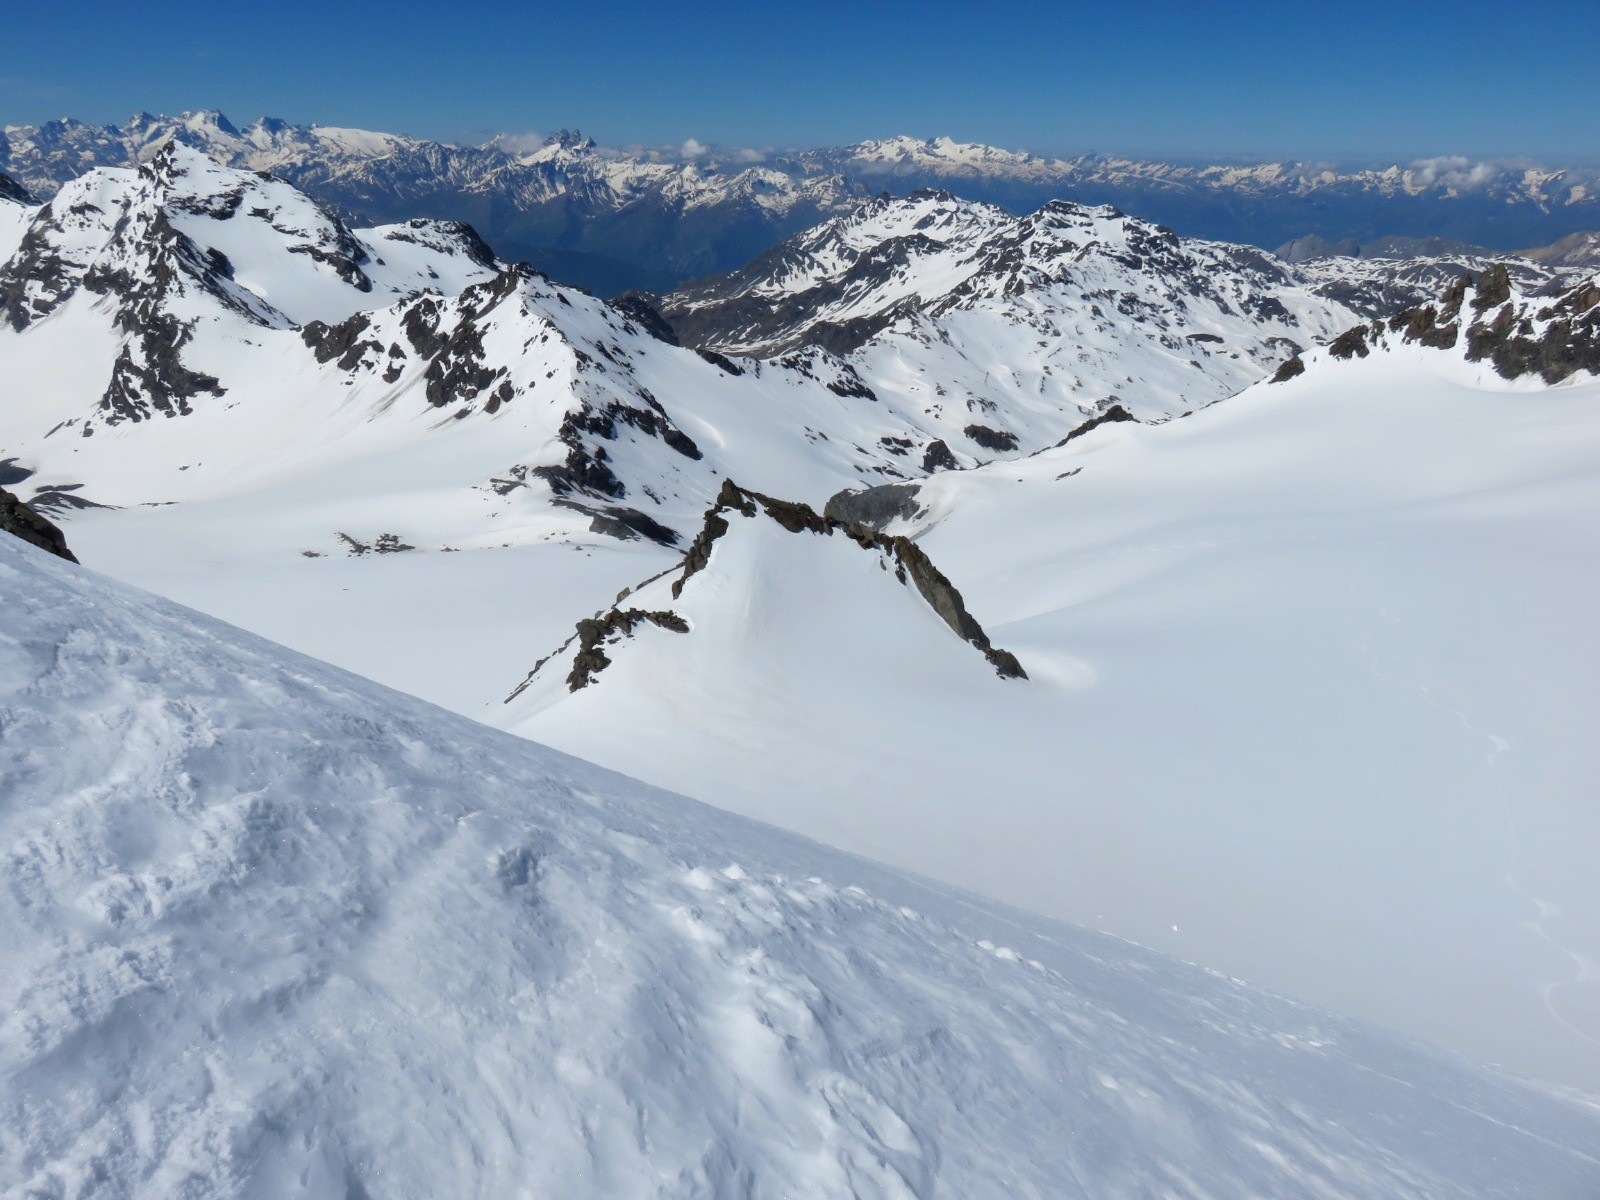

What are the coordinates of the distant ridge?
(6, 111, 1600, 291)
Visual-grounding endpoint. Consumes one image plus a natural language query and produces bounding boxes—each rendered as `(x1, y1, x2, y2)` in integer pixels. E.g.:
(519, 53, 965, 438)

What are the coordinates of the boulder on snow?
(0, 485, 78, 562)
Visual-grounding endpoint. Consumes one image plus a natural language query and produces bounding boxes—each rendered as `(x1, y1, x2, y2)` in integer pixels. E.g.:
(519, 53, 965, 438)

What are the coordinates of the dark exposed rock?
(402, 298, 448, 359)
(302, 312, 382, 369)
(1268, 355, 1306, 383)
(99, 315, 224, 423)
(1049, 403, 1137, 448)
(888, 533, 1027, 680)
(921, 439, 959, 472)
(334, 532, 416, 555)
(533, 398, 704, 505)
(824, 365, 877, 399)
(1472, 263, 1513, 311)
(963, 424, 1020, 453)
(0, 485, 78, 562)
(1396, 302, 1460, 350)
(1466, 295, 1600, 383)
(824, 482, 925, 530)
(385, 218, 497, 268)
(0, 202, 86, 329)
(565, 609, 690, 690)
(695, 348, 744, 374)
(1326, 324, 1373, 360)
(0, 170, 32, 206)
(286, 241, 371, 290)
(610, 292, 680, 345)
(423, 323, 504, 409)
(1387, 269, 1600, 384)
(554, 500, 680, 547)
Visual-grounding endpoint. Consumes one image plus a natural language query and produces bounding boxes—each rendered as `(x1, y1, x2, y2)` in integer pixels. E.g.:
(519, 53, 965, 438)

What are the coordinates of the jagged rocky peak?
(538, 129, 597, 155)
(505, 477, 1024, 707)
(1275, 266, 1600, 385)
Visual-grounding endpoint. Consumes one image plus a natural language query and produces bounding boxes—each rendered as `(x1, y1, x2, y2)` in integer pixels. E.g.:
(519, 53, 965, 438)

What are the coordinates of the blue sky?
(3, 0, 1594, 162)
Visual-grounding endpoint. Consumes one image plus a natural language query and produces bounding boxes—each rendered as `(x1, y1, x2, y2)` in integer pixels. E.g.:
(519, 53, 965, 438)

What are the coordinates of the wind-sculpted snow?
(4, 537, 1600, 1198)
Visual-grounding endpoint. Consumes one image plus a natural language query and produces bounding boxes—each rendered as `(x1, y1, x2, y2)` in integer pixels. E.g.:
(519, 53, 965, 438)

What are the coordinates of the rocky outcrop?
(565, 609, 690, 690)
(823, 482, 925, 530)
(679, 480, 1025, 678)
(1389, 269, 1600, 384)
(0, 486, 78, 562)
(1290, 269, 1600, 387)
(508, 477, 1025, 701)
(1047, 403, 1137, 447)
(964, 424, 1019, 453)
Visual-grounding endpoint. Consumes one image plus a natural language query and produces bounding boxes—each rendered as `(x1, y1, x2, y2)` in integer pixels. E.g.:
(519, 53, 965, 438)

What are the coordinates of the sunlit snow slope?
(510, 279, 1600, 1091)
(4, 537, 1600, 1197)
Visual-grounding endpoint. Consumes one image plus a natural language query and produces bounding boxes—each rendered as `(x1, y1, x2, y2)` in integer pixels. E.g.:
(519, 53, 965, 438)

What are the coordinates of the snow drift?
(4, 537, 1600, 1197)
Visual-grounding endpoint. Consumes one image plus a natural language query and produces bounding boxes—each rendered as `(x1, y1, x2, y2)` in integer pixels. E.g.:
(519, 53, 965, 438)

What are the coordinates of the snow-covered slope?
(659, 191, 1364, 462)
(5, 536, 1600, 1198)
(5, 148, 1420, 564)
(0, 140, 498, 333)
(507, 274, 1600, 1091)
(0, 169, 31, 261)
(0, 145, 966, 554)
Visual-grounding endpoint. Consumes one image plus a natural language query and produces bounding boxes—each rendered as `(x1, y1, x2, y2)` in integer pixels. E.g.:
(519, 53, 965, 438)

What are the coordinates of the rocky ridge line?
(506, 478, 1025, 700)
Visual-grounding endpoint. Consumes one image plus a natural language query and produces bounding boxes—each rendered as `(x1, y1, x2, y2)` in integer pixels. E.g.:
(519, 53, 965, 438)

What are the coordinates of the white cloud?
(680, 137, 710, 159)
(489, 131, 547, 155)
(1406, 155, 1516, 189)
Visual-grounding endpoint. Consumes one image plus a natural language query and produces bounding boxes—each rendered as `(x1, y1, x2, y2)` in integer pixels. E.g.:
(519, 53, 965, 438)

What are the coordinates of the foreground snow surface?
(505, 349, 1600, 1093)
(5, 540, 1600, 1198)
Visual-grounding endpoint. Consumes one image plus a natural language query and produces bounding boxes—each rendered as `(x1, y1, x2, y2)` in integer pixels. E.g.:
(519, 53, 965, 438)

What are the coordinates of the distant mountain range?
(5, 110, 1600, 293)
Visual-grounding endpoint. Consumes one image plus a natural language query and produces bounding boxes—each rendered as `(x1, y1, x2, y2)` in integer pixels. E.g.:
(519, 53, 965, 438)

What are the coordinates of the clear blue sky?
(3, 0, 1594, 162)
